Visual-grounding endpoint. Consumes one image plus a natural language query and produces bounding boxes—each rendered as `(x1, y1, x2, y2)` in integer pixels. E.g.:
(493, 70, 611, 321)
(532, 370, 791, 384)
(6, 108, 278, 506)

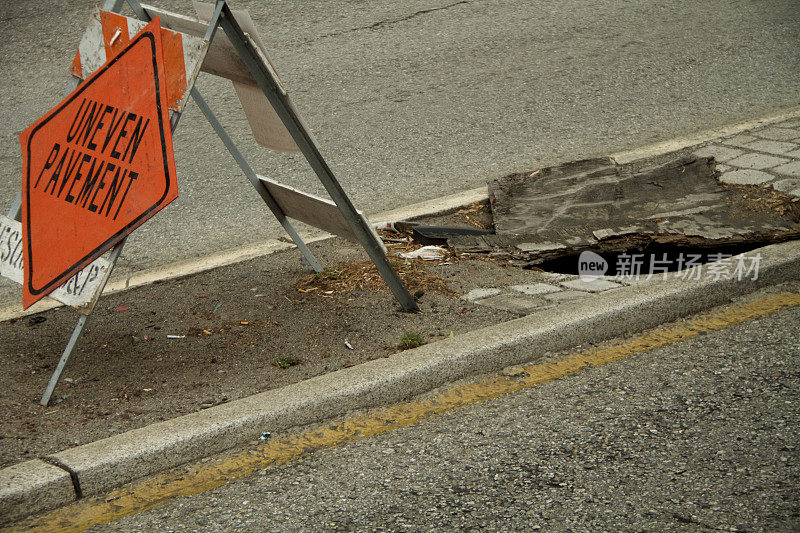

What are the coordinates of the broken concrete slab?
(770, 179, 800, 193)
(515, 242, 567, 253)
(450, 156, 800, 266)
(720, 169, 774, 185)
(774, 161, 800, 178)
(720, 134, 758, 148)
(693, 145, 743, 162)
(542, 290, 591, 303)
(461, 288, 503, 302)
(744, 139, 798, 156)
(725, 153, 788, 170)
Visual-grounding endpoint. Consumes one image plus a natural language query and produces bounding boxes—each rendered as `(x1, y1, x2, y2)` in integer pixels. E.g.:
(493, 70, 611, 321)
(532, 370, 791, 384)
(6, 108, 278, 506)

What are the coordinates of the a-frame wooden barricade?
(3, 0, 417, 406)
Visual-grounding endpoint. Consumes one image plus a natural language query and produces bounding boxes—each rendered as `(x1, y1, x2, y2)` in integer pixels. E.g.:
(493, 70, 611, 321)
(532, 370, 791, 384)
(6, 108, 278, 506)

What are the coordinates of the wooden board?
(232, 82, 298, 151)
(0, 215, 112, 308)
(142, 4, 252, 84)
(144, 3, 299, 151)
(192, 2, 298, 152)
(258, 177, 385, 251)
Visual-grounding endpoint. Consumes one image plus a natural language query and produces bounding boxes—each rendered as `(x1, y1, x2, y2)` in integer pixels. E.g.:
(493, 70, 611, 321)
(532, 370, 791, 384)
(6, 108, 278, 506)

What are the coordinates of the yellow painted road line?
(8, 288, 800, 533)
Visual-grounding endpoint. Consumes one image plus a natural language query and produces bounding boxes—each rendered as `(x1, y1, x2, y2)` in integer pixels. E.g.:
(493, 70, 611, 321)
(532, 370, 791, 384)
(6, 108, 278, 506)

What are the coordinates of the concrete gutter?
(3, 238, 800, 524)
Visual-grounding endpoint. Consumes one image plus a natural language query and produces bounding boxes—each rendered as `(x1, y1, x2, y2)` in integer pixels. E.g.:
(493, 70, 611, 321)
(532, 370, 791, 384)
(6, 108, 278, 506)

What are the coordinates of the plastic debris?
(399, 246, 448, 261)
(114, 306, 130, 312)
(166, 335, 185, 339)
(259, 432, 271, 441)
(372, 221, 398, 233)
(344, 340, 354, 350)
(212, 303, 222, 314)
(373, 220, 420, 233)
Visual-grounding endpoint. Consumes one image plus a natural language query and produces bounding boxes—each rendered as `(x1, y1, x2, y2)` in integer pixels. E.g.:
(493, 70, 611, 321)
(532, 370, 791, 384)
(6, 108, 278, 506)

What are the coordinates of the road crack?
(307, 1, 469, 43)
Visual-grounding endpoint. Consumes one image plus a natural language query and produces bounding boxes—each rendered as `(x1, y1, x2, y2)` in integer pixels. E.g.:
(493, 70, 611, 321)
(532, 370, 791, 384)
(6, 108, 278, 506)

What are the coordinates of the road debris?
(296, 260, 452, 295)
(400, 246, 448, 261)
(450, 156, 800, 265)
(411, 225, 494, 245)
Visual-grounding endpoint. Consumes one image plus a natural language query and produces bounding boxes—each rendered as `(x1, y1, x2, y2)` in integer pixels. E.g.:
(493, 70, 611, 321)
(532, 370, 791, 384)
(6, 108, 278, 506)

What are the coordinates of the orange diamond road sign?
(20, 17, 178, 309)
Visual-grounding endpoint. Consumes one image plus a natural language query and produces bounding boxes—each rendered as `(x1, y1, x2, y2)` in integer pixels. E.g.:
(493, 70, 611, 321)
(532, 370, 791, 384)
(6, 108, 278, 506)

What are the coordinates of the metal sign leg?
(6, 193, 21, 221)
(39, 239, 126, 405)
(218, 6, 418, 311)
(39, 315, 88, 406)
(190, 88, 323, 272)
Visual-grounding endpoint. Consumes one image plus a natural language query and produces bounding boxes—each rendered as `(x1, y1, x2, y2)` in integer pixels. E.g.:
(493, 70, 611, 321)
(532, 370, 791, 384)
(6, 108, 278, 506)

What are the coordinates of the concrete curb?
(3, 238, 800, 524)
(0, 460, 76, 523)
(610, 106, 800, 164)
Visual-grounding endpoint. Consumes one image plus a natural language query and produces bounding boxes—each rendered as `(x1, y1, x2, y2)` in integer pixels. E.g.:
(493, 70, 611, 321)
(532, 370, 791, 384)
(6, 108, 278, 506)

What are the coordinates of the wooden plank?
(258, 177, 385, 251)
(0, 215, 112, 309)
(142, 4, 253, 85)
(233, 82, 298, 151)
(193, 2, 298, 152)
(145, 3, 298, 151)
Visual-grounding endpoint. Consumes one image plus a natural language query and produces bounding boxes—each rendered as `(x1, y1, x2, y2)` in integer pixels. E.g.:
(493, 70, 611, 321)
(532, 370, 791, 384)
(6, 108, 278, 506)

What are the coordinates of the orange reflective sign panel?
(20, 18, 177, 309)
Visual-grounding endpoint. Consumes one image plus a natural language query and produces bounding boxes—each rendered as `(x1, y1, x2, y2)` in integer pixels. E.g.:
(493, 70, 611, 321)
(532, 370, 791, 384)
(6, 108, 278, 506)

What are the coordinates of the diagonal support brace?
(217, 4, 418, 311)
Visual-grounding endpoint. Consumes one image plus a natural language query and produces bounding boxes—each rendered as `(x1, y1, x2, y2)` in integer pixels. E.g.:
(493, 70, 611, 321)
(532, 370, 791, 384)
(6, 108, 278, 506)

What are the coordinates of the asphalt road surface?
(88, 294, 800, 531)
(1, 0, 799, 288)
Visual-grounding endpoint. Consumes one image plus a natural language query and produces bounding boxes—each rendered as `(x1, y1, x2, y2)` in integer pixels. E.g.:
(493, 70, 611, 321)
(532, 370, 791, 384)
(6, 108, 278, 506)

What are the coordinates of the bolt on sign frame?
(4, 0, 417, 406)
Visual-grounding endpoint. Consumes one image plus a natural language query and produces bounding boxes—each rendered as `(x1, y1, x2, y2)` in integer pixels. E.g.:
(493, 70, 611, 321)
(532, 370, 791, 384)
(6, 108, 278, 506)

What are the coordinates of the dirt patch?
(0, 214, 532, 468)
(296, 259, 454, 296)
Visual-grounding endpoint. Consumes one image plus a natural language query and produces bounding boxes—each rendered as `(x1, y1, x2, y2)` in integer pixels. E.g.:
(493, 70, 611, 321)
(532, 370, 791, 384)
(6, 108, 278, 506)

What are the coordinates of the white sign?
(0, 215, 111, 308)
